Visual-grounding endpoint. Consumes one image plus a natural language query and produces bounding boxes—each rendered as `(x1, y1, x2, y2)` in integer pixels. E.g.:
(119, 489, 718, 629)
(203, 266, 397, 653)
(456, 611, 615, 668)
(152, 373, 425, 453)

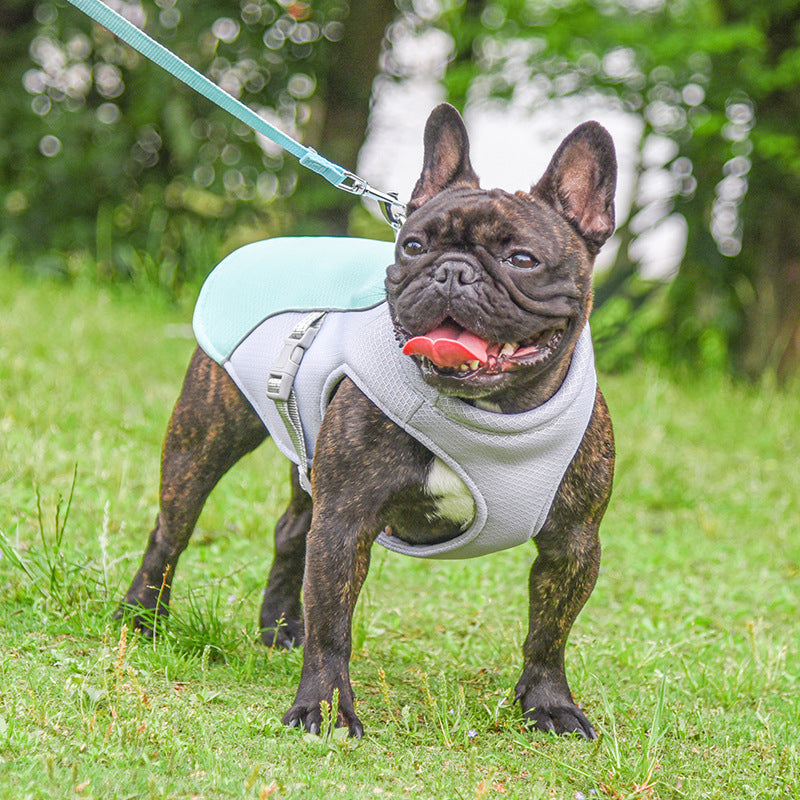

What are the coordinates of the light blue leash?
(63, 0, 407, 230)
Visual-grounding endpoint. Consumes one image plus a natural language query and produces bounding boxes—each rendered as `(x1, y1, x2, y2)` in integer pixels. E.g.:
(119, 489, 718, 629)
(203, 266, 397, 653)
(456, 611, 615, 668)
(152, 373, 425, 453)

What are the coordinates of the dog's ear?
(408, 104, 480, 213)
(533, 122, 617, 255)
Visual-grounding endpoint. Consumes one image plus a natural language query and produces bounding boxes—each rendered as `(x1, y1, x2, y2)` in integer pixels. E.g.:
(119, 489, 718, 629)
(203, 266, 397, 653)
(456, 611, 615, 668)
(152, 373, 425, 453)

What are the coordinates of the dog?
(120, 103, 617, 740)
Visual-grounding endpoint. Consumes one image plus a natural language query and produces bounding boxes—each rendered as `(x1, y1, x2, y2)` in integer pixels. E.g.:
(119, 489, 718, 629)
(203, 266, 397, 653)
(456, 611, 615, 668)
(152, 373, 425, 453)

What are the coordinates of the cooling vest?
(193, 237, 598, 559)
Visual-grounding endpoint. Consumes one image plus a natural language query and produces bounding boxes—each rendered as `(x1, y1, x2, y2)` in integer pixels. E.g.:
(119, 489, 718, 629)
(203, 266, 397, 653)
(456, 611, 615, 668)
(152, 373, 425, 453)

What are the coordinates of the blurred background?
(1, 0, 798, 381)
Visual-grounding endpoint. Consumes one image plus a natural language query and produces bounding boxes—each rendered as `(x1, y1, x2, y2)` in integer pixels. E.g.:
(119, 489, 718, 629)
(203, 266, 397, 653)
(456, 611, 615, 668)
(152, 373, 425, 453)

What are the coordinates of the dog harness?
(193, 237, 598, 559)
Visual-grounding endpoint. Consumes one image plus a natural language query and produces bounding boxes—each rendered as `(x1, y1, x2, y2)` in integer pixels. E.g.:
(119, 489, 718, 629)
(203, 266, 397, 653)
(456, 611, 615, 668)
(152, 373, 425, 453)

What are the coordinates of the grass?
(1, 268, 798, 799)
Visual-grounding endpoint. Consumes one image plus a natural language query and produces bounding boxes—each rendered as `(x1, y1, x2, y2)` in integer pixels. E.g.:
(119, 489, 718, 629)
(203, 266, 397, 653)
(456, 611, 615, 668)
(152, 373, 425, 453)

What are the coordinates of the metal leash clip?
(339, 171, 408, 232)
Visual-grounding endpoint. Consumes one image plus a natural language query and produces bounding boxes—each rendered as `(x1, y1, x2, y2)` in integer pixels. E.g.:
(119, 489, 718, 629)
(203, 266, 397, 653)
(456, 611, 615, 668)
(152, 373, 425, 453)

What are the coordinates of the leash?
(63, 0, 407, 231)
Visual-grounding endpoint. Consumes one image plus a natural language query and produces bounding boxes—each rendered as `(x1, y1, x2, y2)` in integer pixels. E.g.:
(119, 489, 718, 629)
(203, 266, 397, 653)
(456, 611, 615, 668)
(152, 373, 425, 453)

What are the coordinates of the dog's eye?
(507, 252, 539, 270)
(403, 239, 425, 257)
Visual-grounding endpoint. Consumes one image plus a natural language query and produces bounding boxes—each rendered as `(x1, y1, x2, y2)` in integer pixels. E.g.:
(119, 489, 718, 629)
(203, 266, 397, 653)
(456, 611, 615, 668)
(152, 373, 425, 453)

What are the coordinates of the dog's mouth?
(401, 318, 566, 378)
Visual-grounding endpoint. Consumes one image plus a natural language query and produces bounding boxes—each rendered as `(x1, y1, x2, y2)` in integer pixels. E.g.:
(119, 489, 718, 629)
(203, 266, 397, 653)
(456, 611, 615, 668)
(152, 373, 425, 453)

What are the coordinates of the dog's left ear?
(408, 103, 480, 214)
(534, 122, 617, 255)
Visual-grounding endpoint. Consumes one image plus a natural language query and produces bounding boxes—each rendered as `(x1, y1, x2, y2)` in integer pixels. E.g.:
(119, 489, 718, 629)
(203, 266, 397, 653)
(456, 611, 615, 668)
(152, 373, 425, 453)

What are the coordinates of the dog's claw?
(523, 704, 597, 740)
(516, 676, 597, 740)
(282, 701, 364, 738)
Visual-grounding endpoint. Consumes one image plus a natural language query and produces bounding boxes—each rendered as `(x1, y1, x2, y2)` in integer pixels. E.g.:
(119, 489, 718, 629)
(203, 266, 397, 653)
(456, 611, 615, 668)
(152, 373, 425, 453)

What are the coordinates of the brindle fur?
(121, 104, 616, 740)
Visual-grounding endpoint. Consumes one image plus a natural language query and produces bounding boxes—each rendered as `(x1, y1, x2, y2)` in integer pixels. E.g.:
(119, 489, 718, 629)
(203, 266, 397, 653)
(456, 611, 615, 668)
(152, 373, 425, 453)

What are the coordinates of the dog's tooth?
(500, 342, 517, 357)
(469, 360, 480, 370)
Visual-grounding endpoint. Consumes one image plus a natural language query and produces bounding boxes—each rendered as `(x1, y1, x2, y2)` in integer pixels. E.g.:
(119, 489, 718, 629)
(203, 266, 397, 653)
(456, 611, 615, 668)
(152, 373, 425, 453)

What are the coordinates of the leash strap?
(265, 312, 327, 494)
(64, 0, 407, 230)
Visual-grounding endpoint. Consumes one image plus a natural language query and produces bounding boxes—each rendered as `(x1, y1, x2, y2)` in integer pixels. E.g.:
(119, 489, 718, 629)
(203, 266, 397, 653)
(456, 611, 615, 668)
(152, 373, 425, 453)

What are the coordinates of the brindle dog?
(121, 104, 616, 740)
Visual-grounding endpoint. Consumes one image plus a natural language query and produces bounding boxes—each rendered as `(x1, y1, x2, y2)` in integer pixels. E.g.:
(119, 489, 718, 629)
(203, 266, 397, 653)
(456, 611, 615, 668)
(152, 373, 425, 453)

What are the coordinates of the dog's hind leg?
(120, 346, 267, 633)
(260, 465, 311, 648)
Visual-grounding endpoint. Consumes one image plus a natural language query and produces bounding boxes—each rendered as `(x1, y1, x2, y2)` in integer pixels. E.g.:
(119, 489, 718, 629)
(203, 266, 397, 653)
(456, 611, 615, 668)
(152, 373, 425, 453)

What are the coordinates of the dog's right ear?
(407, 104, 480, 214)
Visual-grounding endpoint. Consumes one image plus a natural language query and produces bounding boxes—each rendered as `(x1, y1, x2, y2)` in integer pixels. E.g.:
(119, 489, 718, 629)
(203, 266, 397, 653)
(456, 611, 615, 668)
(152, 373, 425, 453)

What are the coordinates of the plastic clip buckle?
(265, 321, 321, 402)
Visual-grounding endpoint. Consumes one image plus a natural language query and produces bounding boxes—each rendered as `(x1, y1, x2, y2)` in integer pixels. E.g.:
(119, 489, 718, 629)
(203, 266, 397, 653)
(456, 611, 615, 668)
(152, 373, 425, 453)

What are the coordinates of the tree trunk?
(0, 1, 35, 31)
(722, 0, 800, 380)
(293, 0, 397, 235)
(736, 182, 800, 382)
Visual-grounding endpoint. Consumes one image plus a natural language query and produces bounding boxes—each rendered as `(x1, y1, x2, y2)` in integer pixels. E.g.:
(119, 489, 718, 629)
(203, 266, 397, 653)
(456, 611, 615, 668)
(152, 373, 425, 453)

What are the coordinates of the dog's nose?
(434, 260, 478, 287)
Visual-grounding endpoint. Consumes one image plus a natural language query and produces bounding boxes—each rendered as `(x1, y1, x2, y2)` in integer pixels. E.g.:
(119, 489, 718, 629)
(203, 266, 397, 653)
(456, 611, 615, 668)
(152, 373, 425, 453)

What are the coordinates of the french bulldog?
(120, 103, 616, 740)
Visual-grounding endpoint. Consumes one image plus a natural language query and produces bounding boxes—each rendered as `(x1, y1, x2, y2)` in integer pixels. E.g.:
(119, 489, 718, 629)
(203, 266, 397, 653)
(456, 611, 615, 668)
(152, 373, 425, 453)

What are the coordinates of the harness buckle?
(265, 313, 326, 402)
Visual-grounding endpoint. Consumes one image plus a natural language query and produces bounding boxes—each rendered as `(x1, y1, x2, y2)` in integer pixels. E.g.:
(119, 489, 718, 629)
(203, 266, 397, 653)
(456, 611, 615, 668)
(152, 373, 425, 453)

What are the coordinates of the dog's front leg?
(260, 466, 311, 649)
(514, 396, 613, 739)
(280, 380, 390, 738)
(281, 511, 374, 738)
(514, 521, 601, 739)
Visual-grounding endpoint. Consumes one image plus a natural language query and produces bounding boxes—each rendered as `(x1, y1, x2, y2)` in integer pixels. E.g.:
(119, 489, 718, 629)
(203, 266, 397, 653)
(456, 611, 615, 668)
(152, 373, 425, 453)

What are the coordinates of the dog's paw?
(115, 601, 167, 639)
(282, 676, 363, 738)
(282, 701, 364, 739)
(261, 616, 304, 649)
(521, 701, 596, 740)
(515, 678, 596, 740)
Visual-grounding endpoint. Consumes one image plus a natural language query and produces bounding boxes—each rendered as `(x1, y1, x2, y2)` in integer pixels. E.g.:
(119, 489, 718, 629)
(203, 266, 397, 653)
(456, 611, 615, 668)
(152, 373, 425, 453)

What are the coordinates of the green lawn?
(1, 270, 798, 799)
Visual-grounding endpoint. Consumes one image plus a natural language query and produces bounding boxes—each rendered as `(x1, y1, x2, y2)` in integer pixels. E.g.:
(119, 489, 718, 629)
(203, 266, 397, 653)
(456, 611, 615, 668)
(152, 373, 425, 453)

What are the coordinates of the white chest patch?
(424, 457, 476, 530)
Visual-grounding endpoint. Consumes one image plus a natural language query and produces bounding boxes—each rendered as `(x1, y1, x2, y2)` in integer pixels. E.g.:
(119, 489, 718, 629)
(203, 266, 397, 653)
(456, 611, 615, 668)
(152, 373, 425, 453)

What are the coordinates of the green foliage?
(439, 0, 800, 378)
(5, 1, 800, 375)
(0, 0, 353, 293)
(0, 465, 85, 616)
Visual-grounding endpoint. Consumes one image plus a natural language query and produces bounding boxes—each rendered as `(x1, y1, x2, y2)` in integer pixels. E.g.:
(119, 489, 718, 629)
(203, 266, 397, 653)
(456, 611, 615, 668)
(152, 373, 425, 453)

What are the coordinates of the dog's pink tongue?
(403, 323, 489, 368)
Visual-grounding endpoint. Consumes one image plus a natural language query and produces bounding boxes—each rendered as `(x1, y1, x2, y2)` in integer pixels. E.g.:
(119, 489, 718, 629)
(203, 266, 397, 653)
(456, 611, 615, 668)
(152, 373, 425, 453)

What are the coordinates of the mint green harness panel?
(193, 236, 395, 364)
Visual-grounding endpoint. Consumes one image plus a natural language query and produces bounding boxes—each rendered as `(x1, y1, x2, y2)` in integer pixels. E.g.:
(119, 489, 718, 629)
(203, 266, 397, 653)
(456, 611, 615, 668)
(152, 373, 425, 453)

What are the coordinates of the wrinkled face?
(386, 186, 594, 403)
(384, 103, 616, 409)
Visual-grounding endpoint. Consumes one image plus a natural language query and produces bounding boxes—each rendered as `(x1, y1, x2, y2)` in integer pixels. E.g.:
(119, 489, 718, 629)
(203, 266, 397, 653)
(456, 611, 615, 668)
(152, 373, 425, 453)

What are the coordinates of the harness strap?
(265, 312, 327, 494)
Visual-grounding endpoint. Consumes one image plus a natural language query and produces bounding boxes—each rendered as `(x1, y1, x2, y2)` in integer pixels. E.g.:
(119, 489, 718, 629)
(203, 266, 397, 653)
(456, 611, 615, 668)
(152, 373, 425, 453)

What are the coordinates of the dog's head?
(386, 103, 617, 412)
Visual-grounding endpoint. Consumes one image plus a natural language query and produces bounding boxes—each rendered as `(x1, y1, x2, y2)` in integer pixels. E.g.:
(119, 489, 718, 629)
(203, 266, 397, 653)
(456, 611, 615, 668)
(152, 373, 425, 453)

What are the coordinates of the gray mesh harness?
(222, 302, 597, 560)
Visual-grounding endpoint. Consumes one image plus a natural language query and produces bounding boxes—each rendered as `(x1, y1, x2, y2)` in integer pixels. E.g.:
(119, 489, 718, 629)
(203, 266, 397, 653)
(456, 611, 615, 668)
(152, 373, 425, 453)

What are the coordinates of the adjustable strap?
(265, 312, 327, 494)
